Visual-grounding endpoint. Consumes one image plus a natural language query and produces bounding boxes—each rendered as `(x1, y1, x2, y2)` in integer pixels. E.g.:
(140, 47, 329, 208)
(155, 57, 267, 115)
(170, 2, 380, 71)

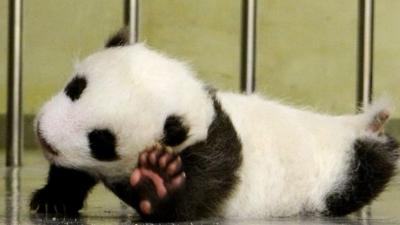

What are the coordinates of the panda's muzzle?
(36, 122, 59, 156)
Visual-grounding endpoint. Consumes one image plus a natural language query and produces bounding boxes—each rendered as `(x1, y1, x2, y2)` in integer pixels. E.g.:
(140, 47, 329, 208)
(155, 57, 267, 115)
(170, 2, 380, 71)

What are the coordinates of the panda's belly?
(217, 93, 356, 218)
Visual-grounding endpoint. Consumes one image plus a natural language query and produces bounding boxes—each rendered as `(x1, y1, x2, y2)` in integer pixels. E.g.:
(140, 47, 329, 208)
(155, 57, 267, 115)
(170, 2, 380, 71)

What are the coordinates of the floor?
(1, 150, 400, 225)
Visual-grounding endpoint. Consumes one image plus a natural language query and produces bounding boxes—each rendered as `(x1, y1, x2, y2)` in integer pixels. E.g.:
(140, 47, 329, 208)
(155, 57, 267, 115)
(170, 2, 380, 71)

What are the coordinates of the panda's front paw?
(130, 144, 186, 217)
(30, 186, 82, 215)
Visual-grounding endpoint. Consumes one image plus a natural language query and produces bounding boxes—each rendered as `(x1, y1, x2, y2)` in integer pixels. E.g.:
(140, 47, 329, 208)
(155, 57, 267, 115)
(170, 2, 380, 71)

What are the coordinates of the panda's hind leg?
(130, 144, 186, 220)
(366, 110, 390, 134)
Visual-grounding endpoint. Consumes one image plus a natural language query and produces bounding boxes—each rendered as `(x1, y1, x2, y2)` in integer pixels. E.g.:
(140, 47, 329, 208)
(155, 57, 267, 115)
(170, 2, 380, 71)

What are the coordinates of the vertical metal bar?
(357, 0, 374, 110)
(356, 0, 374, 216)
(124, 0, 139, 44)
(6, 0, 23, 166)
(5, 167, 21, 225)
(240, 0, 257, 94)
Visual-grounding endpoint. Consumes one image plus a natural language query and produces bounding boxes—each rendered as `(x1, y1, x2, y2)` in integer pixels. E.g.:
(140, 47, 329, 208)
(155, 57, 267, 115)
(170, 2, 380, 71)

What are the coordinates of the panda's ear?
(105, 27, 130, 48)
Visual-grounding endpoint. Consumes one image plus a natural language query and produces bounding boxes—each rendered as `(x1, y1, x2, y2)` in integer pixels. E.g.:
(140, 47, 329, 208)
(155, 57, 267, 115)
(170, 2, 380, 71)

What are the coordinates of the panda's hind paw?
(368, 110, 390, 134)
(130, 144, 185, 215)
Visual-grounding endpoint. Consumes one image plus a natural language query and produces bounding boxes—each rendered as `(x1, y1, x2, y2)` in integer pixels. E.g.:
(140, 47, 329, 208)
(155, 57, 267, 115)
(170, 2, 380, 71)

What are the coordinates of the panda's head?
(35, 32, 215, 177)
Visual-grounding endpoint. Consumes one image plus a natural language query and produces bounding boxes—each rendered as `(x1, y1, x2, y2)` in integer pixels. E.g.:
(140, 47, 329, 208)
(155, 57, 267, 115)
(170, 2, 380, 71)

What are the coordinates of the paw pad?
(368, 110, 390, 134)
(130, 144, 185, 215)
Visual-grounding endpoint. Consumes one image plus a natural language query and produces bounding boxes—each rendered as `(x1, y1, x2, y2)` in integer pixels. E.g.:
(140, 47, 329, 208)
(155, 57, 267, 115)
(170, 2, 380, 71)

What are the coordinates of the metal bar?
(240, 0, 257, 94)
(356, 0, 374, 216)
(124, 0, 139, 44)
(6, 0, 23, 167)
(357, 0, 374, 110)
(5, 167, 21, 225)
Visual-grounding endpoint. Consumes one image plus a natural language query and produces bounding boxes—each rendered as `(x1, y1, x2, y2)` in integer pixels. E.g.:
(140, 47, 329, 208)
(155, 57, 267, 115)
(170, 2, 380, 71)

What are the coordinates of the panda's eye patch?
(64, 76, 87, 101)
(88, 129, 119, 161)
(162, 115, 189, 146)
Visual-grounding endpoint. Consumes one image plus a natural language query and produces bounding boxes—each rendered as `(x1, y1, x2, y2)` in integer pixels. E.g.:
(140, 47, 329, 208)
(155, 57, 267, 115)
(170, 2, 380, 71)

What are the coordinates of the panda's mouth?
(36, 123, 59, 156)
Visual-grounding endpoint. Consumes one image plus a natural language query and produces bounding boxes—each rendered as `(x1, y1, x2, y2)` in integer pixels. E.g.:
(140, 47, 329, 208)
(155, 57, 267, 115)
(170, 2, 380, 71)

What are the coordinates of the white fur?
(37, 44, 393, 218)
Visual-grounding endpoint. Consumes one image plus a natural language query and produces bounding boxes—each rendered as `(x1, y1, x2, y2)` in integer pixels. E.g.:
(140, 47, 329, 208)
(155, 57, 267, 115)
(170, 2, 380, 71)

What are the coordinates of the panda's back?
(216, 92, 357, 218)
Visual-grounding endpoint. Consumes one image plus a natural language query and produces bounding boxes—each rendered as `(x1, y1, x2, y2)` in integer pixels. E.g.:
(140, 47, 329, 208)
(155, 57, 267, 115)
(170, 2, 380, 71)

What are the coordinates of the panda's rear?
(325, 135, 399, 216)
(216, 93, 399, 218)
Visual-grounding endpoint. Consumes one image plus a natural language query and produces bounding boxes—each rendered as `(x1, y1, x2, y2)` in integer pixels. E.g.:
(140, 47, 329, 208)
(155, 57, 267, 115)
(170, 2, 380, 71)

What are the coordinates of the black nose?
(88, 129, 118, 161)
(37, 123, 59, 156)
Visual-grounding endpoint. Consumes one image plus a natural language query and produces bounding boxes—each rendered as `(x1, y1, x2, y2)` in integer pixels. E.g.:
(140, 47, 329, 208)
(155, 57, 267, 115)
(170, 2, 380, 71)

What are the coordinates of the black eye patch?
(162, 115, 189, 146)
(64, 76, 87, 101)
(88, 129, 119, 161)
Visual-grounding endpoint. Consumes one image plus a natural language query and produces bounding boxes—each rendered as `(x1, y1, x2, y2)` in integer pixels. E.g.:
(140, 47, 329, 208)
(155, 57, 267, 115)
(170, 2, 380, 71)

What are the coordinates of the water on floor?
(1, 150, 400, 225)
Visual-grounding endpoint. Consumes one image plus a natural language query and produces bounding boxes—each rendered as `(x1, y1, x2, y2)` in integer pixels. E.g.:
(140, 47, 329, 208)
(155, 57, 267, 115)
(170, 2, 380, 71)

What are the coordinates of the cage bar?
(357, 0, 374, 110)
(356, 0, 374, 216)
(124, 0, 139, 44)
(240, 0, 257, 94)
(5, 168, 21, 225)
(6, 0, 23, 167)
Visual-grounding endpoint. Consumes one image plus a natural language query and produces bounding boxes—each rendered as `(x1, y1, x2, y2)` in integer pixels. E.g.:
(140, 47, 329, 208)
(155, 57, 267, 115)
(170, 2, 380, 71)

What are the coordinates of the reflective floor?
(1, 150, 400, 225)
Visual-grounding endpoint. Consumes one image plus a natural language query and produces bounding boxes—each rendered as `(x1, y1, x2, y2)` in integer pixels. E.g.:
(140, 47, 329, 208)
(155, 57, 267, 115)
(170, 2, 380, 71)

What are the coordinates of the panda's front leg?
(130, 144, 186, 222)
(30, 165, 98, 215)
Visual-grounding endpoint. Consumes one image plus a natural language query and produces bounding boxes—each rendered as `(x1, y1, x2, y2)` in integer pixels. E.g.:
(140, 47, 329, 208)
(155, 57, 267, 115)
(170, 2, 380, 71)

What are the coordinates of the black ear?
(105, 27, 130, 48)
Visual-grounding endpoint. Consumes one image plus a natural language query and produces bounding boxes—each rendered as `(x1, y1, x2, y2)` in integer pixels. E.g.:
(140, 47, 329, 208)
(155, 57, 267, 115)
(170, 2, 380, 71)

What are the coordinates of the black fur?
(64, 76, 87, 101)
(325, 135, 399, 216)
(88, 129, 119, 161)
(103, 92, 243, 222)
(105, 28, 129, 48)
(162, 115, 189, 146)
(30, 165, 98, 215)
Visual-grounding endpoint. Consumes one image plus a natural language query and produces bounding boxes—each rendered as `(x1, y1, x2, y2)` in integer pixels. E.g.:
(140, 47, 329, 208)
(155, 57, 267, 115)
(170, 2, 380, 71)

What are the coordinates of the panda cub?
(30, 31, 399, 222)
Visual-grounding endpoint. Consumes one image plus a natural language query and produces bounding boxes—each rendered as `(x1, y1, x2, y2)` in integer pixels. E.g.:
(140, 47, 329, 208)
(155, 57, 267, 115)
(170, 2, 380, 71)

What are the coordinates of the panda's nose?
(37, 122, 59, 156)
